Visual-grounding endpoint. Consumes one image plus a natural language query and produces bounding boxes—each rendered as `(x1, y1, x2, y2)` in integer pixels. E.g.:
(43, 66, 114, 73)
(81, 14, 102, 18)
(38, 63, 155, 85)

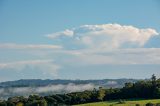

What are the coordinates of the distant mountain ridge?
(0, 78, 139, 88)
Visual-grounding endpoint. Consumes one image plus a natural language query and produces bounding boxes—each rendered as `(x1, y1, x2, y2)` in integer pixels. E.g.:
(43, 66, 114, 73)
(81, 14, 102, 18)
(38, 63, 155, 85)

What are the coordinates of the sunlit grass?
(74, 99, 160, 106)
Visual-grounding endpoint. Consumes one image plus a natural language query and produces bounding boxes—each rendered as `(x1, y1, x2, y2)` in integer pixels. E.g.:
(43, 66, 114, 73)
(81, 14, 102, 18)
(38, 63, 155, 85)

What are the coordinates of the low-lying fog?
(0, 83, 97, 99)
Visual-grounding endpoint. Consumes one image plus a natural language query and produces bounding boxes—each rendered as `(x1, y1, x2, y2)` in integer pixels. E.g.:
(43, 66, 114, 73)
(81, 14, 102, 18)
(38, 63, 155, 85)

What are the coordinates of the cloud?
(0, 43, 62, 49)
(58, 48, 160, 65)
(0, 23, 159, 81)
(0, 59, 60, 78)
(46, 23, 159, 49)
(46, 29, 74, 39)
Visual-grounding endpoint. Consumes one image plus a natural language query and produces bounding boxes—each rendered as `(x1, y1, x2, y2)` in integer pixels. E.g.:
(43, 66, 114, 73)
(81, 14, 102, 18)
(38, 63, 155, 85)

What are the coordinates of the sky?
(0, 0, 160, 82)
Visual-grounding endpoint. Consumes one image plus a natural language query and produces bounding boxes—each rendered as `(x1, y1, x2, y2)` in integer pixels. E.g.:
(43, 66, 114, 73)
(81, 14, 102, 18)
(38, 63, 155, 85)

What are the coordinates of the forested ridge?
(0, 74, 160, 106)
(0, 79, 137, 88)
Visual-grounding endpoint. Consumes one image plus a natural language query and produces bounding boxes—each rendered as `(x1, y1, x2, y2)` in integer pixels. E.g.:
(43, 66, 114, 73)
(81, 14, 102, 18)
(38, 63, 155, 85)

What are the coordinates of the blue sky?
(0, 0, 160, 81)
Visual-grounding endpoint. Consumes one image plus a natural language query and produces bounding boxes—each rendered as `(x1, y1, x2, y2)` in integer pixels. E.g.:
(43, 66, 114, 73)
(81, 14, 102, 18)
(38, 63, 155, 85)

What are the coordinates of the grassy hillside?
(74, 99, 160, 106)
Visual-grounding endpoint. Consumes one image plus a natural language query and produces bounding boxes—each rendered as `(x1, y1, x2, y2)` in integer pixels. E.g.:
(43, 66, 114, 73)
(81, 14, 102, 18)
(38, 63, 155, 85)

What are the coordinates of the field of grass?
(74, 99, 160, 106)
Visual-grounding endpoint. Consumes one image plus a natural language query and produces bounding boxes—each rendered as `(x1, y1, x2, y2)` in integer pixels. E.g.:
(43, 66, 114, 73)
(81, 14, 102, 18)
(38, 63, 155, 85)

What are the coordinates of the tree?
(124, 82, 133, 88)
(151, 74, 156, 87)
(44, 96, 57, 106)
(97, 87, 106, 101)
(151, 74, 158, 98)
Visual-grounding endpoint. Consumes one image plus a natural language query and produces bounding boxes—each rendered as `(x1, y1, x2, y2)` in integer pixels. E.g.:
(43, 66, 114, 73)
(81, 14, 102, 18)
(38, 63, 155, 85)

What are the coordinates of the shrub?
(0, 102, 7, 106)
(156, 103, 160, 106)
(136, 104, 140, 106)
(146, 102, 155, 106)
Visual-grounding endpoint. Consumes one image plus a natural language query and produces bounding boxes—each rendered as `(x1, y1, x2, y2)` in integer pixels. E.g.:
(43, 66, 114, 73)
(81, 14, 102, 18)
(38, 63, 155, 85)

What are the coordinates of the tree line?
(0, 74, 160, 106)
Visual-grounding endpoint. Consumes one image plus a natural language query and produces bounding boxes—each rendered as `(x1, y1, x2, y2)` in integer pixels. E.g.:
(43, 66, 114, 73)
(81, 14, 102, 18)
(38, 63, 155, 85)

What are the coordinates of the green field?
(74, 99, 160, 106)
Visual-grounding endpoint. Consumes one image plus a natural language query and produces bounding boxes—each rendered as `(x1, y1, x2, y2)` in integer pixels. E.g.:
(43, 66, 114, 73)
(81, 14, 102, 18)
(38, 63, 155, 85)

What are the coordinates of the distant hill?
(0, 78, 138, 88)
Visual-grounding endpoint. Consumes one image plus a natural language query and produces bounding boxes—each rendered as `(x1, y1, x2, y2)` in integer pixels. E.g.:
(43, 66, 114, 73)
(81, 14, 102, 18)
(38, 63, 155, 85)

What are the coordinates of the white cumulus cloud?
(46, 23, 159, 49)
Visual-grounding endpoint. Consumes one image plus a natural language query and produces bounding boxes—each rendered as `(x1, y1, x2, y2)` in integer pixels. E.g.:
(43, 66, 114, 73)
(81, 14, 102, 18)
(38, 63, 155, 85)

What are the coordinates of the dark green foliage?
(146, 102, 155, 106)
(44, 96, 57, 105)
(6, 102, 15, 106)
(136, 104, 140, 106)
(26, 95, 47, 106)
(156, 103, 160, 106)
(0, 101, 7, 106)
(97, 87, 106, 101)
(51, 95, 64, 103)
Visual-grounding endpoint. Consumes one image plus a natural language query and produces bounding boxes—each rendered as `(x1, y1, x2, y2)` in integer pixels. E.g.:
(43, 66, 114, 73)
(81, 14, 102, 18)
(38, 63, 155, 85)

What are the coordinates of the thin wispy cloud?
(63, 48, 160, 65)
(0, 43, 62, 49)
(46, 29, 74, 39)
(0, 59, 60, 78)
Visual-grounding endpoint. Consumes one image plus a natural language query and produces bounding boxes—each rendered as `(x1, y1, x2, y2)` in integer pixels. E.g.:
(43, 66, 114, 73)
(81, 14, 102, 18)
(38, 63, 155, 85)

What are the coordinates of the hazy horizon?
(0, 73, 154, 83)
